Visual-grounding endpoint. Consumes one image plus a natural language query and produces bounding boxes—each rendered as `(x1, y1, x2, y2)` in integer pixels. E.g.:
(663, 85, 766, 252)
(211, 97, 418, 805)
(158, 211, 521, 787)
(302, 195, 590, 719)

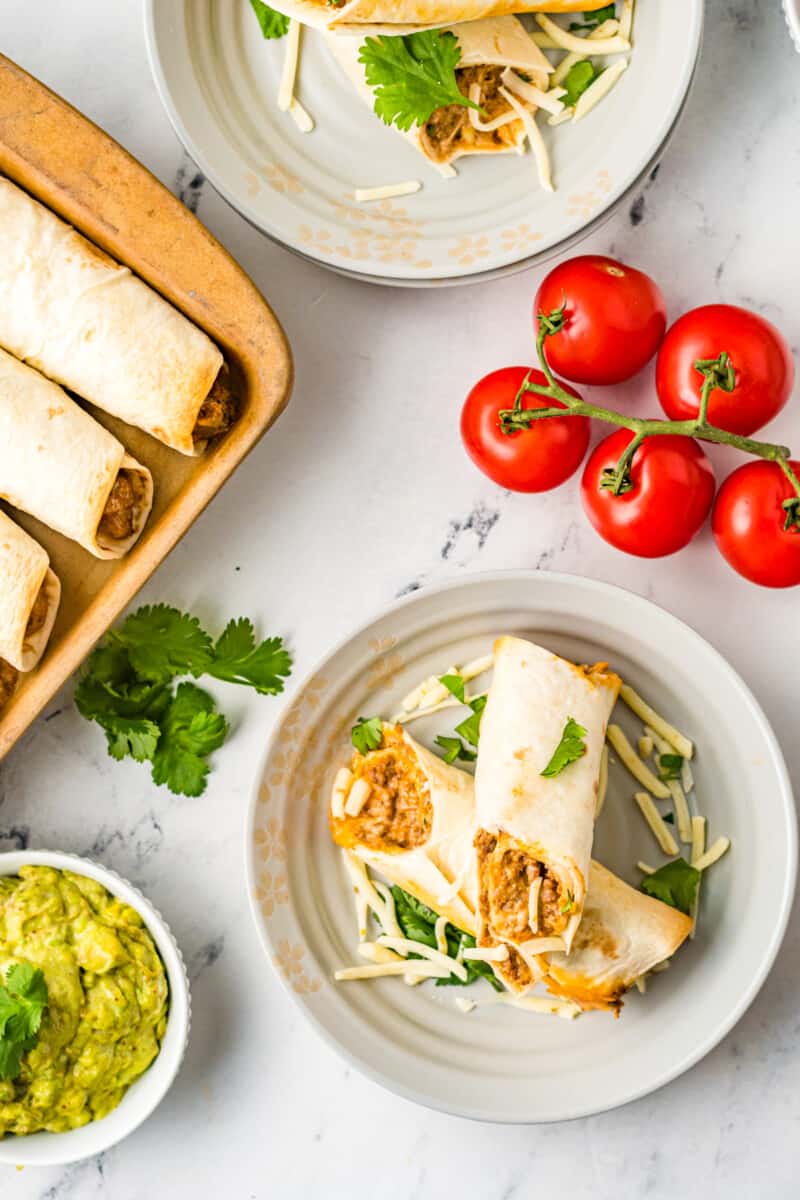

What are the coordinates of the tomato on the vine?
(460, 366, 590, 493)
(712, 460, 800, 587)
(656, 304, 794, 436)
(581, 428, 716, 558)
(534, 255, 667, 386)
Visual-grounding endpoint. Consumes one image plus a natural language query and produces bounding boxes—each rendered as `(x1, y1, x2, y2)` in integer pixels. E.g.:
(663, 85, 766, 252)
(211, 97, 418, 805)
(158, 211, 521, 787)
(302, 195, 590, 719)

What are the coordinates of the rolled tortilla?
(543, 862, 693, 1013)
(0, 510, 60, 673)
(0, 348, 153, 560)
(474, 636, 620, 967)
(326, 16, 552, 168)
(270, 0, 607, 31)
(329, 724, 479, 935)
(0, 177, 233, 456)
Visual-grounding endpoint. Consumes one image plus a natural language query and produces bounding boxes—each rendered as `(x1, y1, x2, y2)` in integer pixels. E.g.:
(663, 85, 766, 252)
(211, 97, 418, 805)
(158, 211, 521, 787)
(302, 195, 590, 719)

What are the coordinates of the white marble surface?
(2, 0, 799, 1195)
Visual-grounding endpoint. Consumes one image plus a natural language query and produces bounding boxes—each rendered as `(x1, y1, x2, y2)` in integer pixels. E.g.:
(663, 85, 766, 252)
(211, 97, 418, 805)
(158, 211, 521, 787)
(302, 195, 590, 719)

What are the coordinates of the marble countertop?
(2, 0, 799, 1195)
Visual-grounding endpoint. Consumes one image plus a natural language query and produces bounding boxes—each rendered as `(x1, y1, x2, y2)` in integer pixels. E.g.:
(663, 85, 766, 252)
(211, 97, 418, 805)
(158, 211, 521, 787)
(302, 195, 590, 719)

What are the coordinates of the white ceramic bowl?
(0, 850, 191, 1166)
(246, 570, 796, 1123)
(145, 0, 703, 286)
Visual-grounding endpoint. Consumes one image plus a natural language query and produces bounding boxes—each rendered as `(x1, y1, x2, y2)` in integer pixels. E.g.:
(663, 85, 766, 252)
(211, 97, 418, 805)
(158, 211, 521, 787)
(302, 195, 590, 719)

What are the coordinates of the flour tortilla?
(325, 16, 552, 167)
(269, 0, 606, 30)
(544, 862, 693, 1011)
(0, 177, 224, 456)
(0, 510, 60, 672)
(331, 729, 479, 935)
(0, 348, 153, 559)
(474, 636, 620, 954)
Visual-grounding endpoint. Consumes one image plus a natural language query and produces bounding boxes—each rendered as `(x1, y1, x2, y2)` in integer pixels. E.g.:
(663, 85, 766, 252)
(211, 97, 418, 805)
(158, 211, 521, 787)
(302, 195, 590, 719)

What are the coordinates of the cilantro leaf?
(151, 683, 228, 797)
(207, 620, 292, 694)
(455, 694, 486, 748)
(641, 858, 700, 915)
(561, 60, 600, 107)
(351, 716, 384, 755)
(389, 887, 502, 991)
(249, 0, 289, 38)
(111, 605, 214, 682)
(103, 717, 161, 763)
(439, 674, 466, 704)
(358, 31, 480, 132)
(658, 753, 685, 781)
(663, 811, 675, 825)
(569, 3, 616, 29)
(540, 717, 588, 778)
(434, 735, 476, 765)
(0, 964, 48, 1080)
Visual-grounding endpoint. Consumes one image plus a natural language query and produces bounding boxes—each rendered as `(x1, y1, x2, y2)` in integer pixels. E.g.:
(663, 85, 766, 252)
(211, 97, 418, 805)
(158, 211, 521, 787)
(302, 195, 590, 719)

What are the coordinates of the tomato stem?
(498, 317, 800, 514)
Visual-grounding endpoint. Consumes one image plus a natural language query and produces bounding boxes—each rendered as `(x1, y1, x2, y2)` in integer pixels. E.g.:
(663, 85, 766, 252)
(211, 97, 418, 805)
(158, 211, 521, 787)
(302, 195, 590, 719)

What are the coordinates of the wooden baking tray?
(0, 56, 293, 760)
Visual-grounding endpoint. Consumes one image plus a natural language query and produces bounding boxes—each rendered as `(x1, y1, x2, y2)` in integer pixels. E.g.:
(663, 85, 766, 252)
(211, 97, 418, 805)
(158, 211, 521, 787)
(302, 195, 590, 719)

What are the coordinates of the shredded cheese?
(637, 860, 656, 875)
(498, 87, 554, 192)
(681, 757, 694, 794)
(462, 944, 509, 964)
(454, 996, 477, 1013)
(595, 744, 609, 819)
(372, 881, 404, 939)
(436, 162, 458, 179)
(376, 935, 468, 982)
(634, 791, 679, 856)
(344, 777, 371, 818)
(288, 98, 314, 133)
(518, 935, 566, 956)
(501, 69, 565, 116)
(330, 767, 352, 820)
(530, 32, 560, 49)
(535, 13, 631, 56)
(434, 915, 449, 957)
(468, 84, 524, 132)
(651, 959, 670, 973)
(504, 994, 581, 1020)
(357, 942, 402, 965)
(607, 724, 671, 799)
(395, 695, 465, 726)
(547, 109, 573, 127)
(574, 59, 628, 121)
(619, 687, 694, 759)
(528, 876, 542, 934)
(334, 961, 451, 982)
(342, 851, 386, 939)
(666, 778, 692, 846)
(693, 837, 730, 873)
(436, 864, 469, 906)
(690, 815, 706, 940)
(552, 50, 584, 88)
(638, 735, 654, 759)
(634, 975, 647, 994)
(278, 19, 301, 112)
(619, 0, 635, 42)
(355, 181, 421, 203)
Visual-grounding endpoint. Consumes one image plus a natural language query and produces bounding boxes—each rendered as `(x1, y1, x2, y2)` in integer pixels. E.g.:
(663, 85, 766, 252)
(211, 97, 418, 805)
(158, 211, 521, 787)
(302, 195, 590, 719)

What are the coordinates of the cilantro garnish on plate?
(249, 0, 290, 39)
(0, 964, 48, 1081)
(75, 604, 291, 797)
(351, 716, 384, 755)
(358, 30, 481, 132)
(641, 858, 700, 915)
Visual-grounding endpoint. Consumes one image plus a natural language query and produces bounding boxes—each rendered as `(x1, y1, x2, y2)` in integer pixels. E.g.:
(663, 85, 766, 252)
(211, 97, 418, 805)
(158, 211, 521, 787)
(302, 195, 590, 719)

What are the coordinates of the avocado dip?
(0, 865, 168, 1137)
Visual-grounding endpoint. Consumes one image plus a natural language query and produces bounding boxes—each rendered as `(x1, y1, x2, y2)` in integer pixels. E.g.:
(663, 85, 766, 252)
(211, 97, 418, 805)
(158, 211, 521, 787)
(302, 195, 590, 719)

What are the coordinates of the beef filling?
(98, 470, 147, 543)
(193, 367, 239, 443)
(0, 658, 19, 709)
(419, 65, 519, 164)
(474, 829, 567, 942)
(331, 725, 433, 854)
(24, 581, 50, 640)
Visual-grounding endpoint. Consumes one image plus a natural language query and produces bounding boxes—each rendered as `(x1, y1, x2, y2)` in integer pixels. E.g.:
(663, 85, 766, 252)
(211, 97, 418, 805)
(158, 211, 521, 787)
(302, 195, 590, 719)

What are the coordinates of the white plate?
(0, 850, 191, 1165)
(245, 571, 795, 1123)
(145, 1, 702, 286)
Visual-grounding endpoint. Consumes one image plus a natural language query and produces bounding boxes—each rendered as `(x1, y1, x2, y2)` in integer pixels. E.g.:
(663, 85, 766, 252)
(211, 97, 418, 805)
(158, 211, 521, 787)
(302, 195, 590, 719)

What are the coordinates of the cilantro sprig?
(641, 858, 700, 915)
(358, 31, 481, 132)
(249, 0, 290, 38)
(432, 675, 486, 765)
(75, 605, 291, 797)
(389, 887, 502, 991)
(658, 753, 685, 782)
(569, 3, 616, 31)
(351, 716, 384, 755)
(561, 60, 602, 107)
(0, 963, 48, 1081)
(540, 717, 588, 778)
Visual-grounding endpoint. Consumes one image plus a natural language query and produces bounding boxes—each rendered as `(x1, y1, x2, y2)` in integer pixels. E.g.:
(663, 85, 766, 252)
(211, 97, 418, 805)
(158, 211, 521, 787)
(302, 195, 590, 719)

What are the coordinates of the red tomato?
(581, 428, 716, 557)
(656, 304, 794, 436)
(460, 366, 590, 493)
(712, 460, 800, 587)
(534, 255, 667, 386)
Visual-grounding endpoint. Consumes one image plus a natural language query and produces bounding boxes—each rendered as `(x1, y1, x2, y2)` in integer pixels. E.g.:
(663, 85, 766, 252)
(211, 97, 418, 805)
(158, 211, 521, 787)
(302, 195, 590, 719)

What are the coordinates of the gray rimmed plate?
(244, 571, 795, 1123)
(145, 0, 702, 286)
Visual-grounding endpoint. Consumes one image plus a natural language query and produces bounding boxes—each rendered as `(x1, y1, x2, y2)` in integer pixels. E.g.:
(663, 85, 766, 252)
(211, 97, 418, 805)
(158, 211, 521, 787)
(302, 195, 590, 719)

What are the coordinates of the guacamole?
(0, 866, 168, 1137)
